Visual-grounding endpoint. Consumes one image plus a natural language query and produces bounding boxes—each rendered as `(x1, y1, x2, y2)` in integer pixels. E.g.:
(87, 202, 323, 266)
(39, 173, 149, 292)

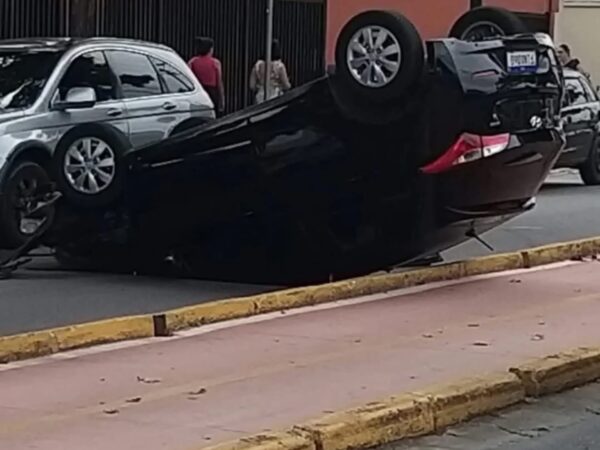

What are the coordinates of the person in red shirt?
(189, 37, 225, 116)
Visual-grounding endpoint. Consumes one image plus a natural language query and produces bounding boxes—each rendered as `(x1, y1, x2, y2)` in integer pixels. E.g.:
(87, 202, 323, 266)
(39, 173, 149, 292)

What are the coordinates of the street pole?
(264, 0, 274, 102)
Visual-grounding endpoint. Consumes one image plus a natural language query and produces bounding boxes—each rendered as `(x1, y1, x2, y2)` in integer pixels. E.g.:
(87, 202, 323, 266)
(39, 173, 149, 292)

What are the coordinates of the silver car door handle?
(163, 102, 177, 111)
(107, 108, 123, 117)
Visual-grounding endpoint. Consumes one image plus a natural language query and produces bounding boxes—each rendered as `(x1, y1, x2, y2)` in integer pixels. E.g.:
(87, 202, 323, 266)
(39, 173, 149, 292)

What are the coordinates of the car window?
(0, 50, 63, 110)
(565, 78, 588, 106)
(106, 51, 163, 99)
(150, 57, 194, 94)
(59, 51, 117, 103)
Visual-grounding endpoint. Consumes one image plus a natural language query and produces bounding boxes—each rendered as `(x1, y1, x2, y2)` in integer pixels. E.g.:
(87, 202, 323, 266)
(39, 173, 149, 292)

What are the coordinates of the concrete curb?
(202, 347, 600, 450)
(2, 237, 600, 363)
(0, 315, 154, 363)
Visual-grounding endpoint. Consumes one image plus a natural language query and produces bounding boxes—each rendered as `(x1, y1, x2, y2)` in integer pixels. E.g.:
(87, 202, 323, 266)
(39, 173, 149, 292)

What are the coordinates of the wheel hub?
(64, 137, 116, 195)
(347, 25, 402, 88)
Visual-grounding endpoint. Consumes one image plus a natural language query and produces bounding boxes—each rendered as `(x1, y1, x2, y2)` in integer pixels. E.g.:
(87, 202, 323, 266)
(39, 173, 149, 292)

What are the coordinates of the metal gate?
(0, 0, 326, 111)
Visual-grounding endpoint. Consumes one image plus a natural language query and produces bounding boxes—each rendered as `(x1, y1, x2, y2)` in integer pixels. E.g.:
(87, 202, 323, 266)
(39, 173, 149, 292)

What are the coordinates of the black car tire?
(579, 138, 600, 185)
(334, 10, 424, 105)
(0, 161, 55, 249)
(54, 125, 128, 208)
(449, 7, 528, 41)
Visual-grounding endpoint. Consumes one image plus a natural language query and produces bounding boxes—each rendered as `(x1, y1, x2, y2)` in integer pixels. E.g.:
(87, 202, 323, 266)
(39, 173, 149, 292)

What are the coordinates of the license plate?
(507, 51, 538, 74)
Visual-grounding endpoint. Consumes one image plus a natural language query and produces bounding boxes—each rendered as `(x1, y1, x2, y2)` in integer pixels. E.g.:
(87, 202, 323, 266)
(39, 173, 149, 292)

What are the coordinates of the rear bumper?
(419, 129, 562, 254)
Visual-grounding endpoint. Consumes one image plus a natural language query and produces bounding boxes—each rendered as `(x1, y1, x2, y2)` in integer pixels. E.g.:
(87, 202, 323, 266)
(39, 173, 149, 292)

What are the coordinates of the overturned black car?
(1, 10, 565, 285)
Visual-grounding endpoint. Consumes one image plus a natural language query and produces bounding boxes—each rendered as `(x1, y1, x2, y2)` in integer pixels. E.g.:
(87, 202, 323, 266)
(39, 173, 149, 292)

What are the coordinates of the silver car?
(0, 37, 214, 248)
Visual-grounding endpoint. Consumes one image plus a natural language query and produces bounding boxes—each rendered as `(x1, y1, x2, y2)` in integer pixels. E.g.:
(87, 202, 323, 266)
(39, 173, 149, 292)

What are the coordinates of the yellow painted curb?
(0, 315, 154, 364)
(194, 347, 600, 450)
(295, 394, 434, 450)
(510, 347, 600, 397)
(417, 373, 525, 430)
(3, 236, 600, 364)
(199, 432, 315, 450)
(162, 237, 600, 334)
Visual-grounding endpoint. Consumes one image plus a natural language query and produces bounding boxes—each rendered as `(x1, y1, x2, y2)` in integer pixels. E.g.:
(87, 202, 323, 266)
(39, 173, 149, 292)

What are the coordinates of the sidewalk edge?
(2, 236, 600, 363)
(200, 347, 600, 450)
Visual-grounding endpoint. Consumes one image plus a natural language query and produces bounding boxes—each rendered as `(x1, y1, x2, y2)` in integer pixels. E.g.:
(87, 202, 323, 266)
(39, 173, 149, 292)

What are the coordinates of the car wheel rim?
(64, 137, 116, 195)
(461, 22, 506, 41)
(347, 25, 402, 88)
(10, 172, 45, 236)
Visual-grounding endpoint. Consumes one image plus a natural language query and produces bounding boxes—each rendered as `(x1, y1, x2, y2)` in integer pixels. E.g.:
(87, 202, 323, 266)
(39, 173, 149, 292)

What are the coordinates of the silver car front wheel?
(63, 137, 116, 195)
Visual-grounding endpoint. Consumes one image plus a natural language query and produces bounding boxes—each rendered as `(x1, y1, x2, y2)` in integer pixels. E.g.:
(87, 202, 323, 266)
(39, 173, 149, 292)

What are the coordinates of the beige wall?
(554, 1, 600, 86)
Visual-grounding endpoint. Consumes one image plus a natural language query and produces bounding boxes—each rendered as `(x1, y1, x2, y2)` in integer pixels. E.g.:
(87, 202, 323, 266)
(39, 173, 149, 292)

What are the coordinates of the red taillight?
(421, 133, 511, 175)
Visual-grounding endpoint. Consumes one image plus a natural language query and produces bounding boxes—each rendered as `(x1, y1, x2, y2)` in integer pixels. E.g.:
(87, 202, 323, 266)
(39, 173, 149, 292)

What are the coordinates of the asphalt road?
(1, 171, 599, 336)
(382, 381, 600, 450)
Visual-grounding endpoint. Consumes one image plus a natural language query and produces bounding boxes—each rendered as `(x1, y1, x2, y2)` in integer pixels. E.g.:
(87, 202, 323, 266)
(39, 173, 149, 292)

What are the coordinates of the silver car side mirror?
(53, 87, 97, 111)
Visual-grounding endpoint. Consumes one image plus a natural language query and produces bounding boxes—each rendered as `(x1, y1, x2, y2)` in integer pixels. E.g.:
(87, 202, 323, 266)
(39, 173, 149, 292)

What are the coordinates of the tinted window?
(151, 57, 194, 93)
(0, 50, 62, 110)
(565, 78, 588, 106)
(106, 51, 162, 98)
(59, 51, 116, 102)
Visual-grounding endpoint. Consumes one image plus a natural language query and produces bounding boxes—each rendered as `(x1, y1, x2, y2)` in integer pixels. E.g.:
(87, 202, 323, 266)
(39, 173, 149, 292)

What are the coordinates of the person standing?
(558, 44, 591, 81)
(249, 39, 291, 104)
(189, 37, 225, 116)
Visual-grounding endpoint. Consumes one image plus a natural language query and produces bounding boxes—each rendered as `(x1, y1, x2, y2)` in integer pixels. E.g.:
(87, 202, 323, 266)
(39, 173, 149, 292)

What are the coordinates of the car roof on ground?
(0, 37, 170, 52)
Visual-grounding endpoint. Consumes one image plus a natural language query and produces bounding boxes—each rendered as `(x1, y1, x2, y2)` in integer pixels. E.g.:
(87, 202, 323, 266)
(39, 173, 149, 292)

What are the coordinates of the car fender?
(56, 122, 132, 152)
(0, 139, 53, 189)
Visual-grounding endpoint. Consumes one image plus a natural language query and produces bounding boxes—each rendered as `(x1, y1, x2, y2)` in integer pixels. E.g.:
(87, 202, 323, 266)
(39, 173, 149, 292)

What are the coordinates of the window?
(0, 50, 62, 110)
(106, 51, 162, 99)
(151, 57, 194, 94)
(565, 78, 588, 106)
(59, 51, 116, 102)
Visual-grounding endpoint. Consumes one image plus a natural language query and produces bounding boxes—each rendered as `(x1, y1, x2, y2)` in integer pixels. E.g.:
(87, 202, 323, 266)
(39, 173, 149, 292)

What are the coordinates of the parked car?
(0, 37, 215, 248)
(554, 68, 600, 184)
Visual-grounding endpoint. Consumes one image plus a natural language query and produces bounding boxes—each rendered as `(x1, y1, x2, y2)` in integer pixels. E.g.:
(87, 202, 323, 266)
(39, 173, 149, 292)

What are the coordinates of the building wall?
(326, 0, 556, 64)
(554, 0, 600, 85)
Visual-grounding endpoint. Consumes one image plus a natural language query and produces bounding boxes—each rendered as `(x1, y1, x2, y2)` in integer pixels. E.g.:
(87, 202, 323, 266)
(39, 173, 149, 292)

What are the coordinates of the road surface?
(1, 171, 599, 336)
(383, 381, 600, 450)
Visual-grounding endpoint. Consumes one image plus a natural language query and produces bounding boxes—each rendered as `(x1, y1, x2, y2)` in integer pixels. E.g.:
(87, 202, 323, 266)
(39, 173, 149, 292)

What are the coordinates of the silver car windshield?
(0, 50, 63, 111)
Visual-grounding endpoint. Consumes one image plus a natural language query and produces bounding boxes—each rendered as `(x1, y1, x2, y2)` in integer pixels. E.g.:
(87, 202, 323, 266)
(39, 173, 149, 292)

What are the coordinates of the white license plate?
(507, 51, 537, 73)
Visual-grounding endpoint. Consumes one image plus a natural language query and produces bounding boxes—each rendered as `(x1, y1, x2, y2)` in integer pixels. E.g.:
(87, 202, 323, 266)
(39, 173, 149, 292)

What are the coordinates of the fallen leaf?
(126, 397, 142, 404)
(409, 376, 417, 380)
(473, 341, 490, 347)
(510, 279, 522, 284)
(137, 376, 161, 384)
(354, 339, 362, 344)
(99, 378, 106, 382)
(422, 333, 434, 339)
(538, 320, 546, 326)
(189, 388, 207, 396)
(468, 323, 480, 328)
(531, 334, 545, 342)
(103, 408, 119, 415)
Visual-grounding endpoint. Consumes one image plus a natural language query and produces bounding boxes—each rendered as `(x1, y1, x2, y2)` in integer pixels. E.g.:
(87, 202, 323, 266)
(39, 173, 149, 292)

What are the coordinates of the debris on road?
(137, 376, 161, 384)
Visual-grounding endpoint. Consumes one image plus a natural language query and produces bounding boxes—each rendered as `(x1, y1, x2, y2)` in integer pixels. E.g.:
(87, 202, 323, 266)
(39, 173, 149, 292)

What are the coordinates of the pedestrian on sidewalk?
(189, 37, 225, 116)
(558, 44, 591, 81)
(249, 39, 291, 104)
